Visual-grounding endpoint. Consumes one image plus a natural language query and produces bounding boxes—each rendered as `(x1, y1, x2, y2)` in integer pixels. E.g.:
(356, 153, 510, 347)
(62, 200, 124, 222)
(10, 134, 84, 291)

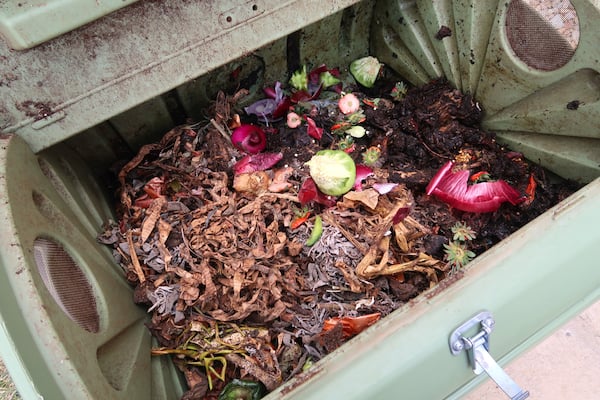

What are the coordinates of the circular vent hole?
(33, 237, 100, 333)
(505, 0, 579, 71)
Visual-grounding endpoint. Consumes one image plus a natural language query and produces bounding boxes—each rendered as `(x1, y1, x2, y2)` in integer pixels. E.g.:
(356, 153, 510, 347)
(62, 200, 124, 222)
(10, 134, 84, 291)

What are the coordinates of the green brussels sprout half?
(305, 150, 356, 196)
(349, 56, 382, 88)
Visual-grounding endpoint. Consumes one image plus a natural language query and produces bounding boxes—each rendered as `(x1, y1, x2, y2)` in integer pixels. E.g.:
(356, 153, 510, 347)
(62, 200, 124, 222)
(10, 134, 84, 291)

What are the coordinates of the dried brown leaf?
(233, 270, 244, 299)
(343, 188, 380, 209)
(181, 368, 208, 400)
(154, 218, 173, 271)
(334, 260, 365, 293)
(198, 260, 218, 309)
(287, 240, 303, 256)
(225, 353, 282, 391)
(321, 210, 369, 255)
(355, 235, 393, 279)
(127, 230, 145, 283)
(141, 197, 167, 243)
(157, 217, 172, 244)
(393, 223, 410, 253)
(117, 127, 180, 212)
(358, 250, 443, 282)
(180, 285, 200, 303)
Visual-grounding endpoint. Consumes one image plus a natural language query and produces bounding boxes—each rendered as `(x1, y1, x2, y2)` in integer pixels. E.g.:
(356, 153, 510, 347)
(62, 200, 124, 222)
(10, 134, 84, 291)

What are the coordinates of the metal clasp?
(449, 311, 530, 400)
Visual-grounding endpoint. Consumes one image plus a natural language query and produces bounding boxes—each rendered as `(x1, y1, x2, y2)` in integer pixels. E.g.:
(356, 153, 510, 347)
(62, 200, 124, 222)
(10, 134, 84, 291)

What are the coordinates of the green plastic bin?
(0, 1, 599, 399)
(0, 0, 141, 50)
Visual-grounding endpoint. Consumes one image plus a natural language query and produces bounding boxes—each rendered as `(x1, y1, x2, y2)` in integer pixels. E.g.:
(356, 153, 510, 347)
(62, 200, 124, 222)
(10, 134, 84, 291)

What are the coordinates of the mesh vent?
(505, 0, 579, 71)
(33, 237, 100, 333)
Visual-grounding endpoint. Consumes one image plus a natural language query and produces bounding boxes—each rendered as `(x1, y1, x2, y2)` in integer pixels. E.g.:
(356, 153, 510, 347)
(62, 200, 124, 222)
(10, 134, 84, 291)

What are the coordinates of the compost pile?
(98, 61, 577, 399)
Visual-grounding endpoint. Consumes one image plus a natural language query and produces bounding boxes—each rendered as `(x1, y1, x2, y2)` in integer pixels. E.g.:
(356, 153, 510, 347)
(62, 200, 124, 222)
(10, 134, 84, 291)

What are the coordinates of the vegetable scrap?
(305, 215, 323, 247)
(338, 93, 361, 115)
(305, 150, 356, 196)
(98, 56, 578, 399)
(426, 161, 526, 213)
(230, 124, 266, 154)
(349, 56, 383, 88)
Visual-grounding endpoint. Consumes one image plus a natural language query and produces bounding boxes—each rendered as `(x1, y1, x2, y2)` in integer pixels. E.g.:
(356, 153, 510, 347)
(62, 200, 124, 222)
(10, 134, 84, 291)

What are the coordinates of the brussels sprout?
(305, 150, 356, 196)
(349, 56, 382, 88)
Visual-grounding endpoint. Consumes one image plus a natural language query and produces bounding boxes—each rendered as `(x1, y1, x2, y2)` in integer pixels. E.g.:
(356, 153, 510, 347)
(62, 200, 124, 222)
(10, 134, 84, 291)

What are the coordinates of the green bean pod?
(305, 215, 323, 246)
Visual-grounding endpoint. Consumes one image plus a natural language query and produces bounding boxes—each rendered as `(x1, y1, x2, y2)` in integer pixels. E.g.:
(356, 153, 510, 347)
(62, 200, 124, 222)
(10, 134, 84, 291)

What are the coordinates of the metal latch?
(449, 311, 530, 400)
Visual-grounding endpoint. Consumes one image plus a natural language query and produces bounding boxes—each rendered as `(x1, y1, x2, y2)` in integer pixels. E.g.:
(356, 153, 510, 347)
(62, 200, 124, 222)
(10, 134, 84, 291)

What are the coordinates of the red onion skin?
(263, 86, 277, 99)
(231, 124, 266, 154)
(353, 164, 374, 191)
(426, 161, 525, 213)
(298, 178, 337, 207)
(393, 207, 411, 224)
(233, 152, 283, 175)
(306, 117, 323, 140)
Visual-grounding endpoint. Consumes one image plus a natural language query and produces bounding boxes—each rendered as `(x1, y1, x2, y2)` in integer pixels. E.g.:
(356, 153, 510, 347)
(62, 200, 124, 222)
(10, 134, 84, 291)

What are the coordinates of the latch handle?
(450, 311, 530, 400)
(472, 345, 530, 400)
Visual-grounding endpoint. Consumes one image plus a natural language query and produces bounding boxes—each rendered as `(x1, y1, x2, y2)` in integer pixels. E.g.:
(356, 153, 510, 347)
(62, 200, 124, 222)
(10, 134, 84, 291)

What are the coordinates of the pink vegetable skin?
(373, 182, 398, 195)
(231, 124, 266, 154)
(287, 112, 302, 128)
(338, 93, 360, 115)
(306, 117, 323, 140)
(426, 161, 525, 213)
(245, 82, 290, 121)
(353, 164, 374, 191)
(393, 206, 411, 224)
(298, 178, 336, 207)
(234, 152, 283, 174)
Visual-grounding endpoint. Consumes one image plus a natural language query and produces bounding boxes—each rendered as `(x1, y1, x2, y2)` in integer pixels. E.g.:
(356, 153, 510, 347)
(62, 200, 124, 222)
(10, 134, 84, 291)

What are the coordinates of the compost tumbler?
(1, 1, 599, 399)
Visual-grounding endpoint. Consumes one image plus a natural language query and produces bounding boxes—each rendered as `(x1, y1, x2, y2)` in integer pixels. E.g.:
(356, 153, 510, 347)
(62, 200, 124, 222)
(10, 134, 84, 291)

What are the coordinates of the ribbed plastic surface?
(371, 0, 600, 184)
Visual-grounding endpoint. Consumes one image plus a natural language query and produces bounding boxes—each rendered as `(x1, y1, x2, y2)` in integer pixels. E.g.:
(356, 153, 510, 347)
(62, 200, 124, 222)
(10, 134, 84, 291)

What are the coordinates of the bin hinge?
(449, 311, 530, 400)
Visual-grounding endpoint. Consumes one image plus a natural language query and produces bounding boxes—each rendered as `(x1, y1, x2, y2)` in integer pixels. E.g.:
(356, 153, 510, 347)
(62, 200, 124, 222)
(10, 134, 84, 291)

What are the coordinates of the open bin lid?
(0, 0, 362, 153)
(0, 0, 141, 50)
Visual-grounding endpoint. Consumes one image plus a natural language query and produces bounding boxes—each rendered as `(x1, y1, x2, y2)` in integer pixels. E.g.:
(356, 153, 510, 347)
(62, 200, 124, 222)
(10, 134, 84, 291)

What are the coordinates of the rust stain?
(16, 100, 56, 121)
(279, 366, 324, 396)
(424, 270, 464, 300)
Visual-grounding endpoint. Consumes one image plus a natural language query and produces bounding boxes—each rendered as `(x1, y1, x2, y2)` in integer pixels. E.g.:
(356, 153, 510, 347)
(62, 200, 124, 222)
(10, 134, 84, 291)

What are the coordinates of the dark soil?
(98, 74, 578, 399)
